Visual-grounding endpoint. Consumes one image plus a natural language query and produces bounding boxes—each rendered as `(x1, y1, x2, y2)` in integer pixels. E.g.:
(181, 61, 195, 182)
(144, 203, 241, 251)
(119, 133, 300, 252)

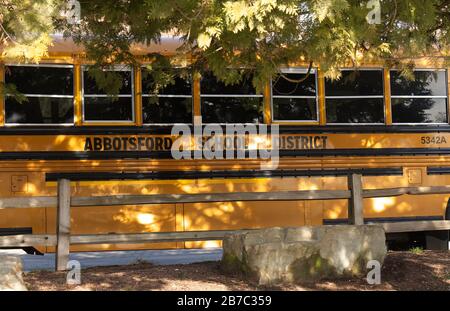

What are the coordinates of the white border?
(325, 68, 386, 125)
(390, 68, 449, 125)
(81, 66, 135, 123)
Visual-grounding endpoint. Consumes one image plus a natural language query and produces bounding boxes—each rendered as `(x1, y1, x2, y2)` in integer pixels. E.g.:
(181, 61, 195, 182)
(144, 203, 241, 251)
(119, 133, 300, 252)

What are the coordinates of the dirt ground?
(24, 251, 449, 291)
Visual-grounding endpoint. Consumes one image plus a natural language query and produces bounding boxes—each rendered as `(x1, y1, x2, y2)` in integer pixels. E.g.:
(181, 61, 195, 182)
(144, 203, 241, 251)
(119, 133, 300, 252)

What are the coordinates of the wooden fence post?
(56, 178, 71, 271)
(348, 174, 364, 225)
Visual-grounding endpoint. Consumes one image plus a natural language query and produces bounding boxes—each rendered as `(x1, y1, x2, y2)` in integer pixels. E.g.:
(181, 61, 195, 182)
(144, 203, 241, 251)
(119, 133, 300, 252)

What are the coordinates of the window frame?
(325, 67, 386, 125)
(141, 66, 193, 125)
(390, 68, 449, 125)
(200, 72, 264, 125)
(81, 65, 135, 124)
(4, 63, 75, 127)
(270, 67, 319, 123)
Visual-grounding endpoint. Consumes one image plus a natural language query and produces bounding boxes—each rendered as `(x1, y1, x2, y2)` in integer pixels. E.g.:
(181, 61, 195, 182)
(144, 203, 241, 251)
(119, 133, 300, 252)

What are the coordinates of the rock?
(0, 255, 27, 291)
(221, 225, 387, 285)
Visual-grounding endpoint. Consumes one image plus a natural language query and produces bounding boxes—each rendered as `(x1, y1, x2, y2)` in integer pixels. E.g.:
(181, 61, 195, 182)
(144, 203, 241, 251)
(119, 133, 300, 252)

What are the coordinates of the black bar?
(1, 124, 450, 135)
(427, 167, 450, 175)
(0, 151, 173, 160)
(0, 227, 32, 236)
(1, 291, 444, 309)
(323, 215, 443, 225)
(1, 148, 450, 161)
(45, 167, 403, 182)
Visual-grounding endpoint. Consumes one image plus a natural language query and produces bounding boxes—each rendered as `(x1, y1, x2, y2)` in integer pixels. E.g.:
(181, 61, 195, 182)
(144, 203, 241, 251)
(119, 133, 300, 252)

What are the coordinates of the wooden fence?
(0, 174, 450, 271)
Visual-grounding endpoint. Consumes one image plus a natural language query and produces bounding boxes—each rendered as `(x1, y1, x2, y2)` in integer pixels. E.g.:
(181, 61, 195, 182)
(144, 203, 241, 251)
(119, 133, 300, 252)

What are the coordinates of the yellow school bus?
(0, 37, 449, 253)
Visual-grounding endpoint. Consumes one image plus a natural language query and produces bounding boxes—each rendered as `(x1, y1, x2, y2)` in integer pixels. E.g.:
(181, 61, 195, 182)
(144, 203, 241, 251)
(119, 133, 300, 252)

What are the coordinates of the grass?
(409, 247, 424, 254)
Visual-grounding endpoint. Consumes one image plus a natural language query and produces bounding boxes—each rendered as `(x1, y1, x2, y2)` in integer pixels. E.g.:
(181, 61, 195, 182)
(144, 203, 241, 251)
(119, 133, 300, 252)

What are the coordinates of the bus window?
(142, 68, 192, 124)
(325, 69, 385, 124)
(200, 72, 263, 123)
(390, 70, 448, 124)
(4, 65, 74, 125)
(83, 67, 134, 122)
(271, 68, 318, 122)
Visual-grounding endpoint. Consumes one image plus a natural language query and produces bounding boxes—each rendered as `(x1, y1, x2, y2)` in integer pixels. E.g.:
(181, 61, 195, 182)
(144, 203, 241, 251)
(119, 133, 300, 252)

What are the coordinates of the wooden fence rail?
(2, 220, 449, 248)
(0, 174, 450, 271)
(4, 186, 450, 209)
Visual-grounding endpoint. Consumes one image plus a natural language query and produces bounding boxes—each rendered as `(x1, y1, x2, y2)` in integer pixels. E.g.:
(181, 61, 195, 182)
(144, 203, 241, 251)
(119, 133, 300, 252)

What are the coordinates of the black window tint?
(201, 72, 257, 95)
(143, 97, 192, 123)
(392, 98, 447, 123)
(325, 70, 383, 96)
(201, 97, 263, 123)
(326, 98, 384, 123)
(390, 70, 447, 96)
(84, 97, 133, 121)
(5, 97, 74, 124)
(272, 72, 316, 96)
(272, 98, 317, 121)
(5, 66, 73, 95)
(83, 70, 132, 95)
(142, 69, 192, 95)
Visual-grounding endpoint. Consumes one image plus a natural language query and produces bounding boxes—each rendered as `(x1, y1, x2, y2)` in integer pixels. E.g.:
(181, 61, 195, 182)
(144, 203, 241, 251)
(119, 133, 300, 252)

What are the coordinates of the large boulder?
(0, 255, 27, 291)
(222, 225, 387, 285)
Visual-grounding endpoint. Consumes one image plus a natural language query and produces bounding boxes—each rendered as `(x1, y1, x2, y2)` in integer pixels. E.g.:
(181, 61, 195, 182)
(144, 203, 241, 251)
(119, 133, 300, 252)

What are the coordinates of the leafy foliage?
(62, 0, 449, 93)
(0, 0, 66, 99)
(0, 0, 65, 62)
(2, 1, 449, 94)
(0, 81, 27, 103)
(409, 246, 424, 254)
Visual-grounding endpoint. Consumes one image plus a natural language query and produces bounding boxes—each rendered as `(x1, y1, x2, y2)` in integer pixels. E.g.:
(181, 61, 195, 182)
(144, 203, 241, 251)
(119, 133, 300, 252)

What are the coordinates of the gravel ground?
(23, 251, 449, 291)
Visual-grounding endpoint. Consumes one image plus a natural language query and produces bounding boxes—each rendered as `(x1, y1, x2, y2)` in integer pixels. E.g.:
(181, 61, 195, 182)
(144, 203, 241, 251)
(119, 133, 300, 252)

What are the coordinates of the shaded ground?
(24, 251, 449, 291)
(0, 248, 223, 272)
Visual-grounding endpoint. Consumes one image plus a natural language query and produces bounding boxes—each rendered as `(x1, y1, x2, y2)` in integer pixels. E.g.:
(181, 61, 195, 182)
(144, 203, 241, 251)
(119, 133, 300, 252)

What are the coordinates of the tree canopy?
(0, 0, 65, 62)
(1, 0, 449, 92)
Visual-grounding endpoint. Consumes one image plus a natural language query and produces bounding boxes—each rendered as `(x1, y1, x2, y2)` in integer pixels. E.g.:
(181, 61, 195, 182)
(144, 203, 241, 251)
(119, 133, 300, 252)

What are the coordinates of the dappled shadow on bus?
(10, 141, 450, 252)
(64, 175, 314, 250)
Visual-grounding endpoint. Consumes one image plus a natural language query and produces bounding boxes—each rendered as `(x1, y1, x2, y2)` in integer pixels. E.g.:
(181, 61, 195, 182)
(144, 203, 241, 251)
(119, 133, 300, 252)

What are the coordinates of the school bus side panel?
(0, 172, 47, 253)
(183, 177, 323, 248)
(46, 180, 181, 252)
